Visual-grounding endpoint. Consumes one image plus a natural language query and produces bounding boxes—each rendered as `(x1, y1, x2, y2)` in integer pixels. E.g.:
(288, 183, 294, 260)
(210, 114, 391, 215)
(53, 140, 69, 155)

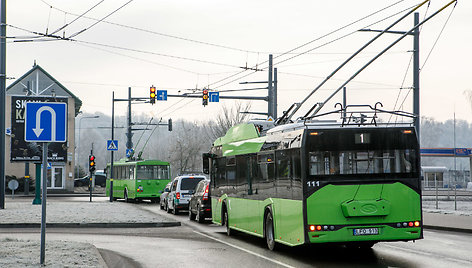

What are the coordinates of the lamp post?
(76, 115, 99, 178)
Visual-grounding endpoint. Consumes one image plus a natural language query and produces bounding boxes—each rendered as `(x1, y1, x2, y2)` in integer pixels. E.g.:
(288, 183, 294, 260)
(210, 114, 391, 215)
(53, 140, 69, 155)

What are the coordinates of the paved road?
(1, 201, 471, 268)
(141, 202, 472, 268)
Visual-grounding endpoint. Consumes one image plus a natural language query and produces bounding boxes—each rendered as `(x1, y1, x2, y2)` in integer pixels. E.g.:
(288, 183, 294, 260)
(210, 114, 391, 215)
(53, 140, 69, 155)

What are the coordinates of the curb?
(0, 222, 180, 228)
(423, 225, 472, 234)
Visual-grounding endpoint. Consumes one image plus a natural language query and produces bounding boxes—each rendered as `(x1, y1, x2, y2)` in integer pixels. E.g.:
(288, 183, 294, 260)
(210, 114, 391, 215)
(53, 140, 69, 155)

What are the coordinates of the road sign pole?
(40, 142, 48, 265)
(0, 0, 6, 210)
(110, 91, 115, 202)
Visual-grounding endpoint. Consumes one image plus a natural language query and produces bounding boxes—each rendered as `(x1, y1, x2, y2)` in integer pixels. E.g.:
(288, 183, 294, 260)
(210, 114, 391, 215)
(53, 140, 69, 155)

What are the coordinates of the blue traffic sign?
(209, 91, 219, 102)
(126, 148, 134, 158)
(157, 90, 167, 101)
(25, 102, 67, 142)
(107, 140, 118, 151)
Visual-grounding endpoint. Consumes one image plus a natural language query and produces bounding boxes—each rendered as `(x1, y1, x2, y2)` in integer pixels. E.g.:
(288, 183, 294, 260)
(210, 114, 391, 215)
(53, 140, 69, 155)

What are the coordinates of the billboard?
(10, 96, 68, 162)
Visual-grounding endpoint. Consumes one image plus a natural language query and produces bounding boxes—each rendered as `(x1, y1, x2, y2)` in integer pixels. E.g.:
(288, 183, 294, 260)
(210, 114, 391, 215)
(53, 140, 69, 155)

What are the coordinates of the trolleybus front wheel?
(265, 212, 276, 251)
(124, 189, 129, 203)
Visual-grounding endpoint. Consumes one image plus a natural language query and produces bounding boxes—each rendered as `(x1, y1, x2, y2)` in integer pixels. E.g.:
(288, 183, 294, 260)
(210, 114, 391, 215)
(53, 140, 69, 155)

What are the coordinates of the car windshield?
(180, 177, 205, 190)
(136, 165, 170, 180)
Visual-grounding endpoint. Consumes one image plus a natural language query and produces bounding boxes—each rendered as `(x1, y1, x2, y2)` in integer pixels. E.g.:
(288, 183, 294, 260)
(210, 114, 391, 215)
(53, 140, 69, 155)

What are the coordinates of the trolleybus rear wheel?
(265, 212, 276, 251)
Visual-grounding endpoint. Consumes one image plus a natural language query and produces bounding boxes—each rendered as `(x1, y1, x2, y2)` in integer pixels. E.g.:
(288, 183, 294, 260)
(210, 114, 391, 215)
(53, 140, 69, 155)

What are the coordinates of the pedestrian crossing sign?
(107, 140, 118, 151)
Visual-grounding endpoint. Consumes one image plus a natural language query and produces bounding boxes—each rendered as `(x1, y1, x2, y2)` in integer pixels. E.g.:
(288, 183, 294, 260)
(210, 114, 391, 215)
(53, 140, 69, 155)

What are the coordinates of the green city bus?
(106, 159, 171, 203)
(205, 120, 422, 250)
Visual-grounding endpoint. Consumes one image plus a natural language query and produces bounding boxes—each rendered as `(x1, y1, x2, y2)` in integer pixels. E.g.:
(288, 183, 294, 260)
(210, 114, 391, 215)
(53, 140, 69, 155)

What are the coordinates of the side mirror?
(202, 153, 215, 174)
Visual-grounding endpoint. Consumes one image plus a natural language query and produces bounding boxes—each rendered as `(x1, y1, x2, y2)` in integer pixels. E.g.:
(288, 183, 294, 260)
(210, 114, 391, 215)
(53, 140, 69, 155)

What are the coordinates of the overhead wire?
(50, 0, 105, 35)
(68, 0, 135, 38)
(8, 24, 246, 69)
(391, 1, 456, 124)
(210, 1, 417, 90)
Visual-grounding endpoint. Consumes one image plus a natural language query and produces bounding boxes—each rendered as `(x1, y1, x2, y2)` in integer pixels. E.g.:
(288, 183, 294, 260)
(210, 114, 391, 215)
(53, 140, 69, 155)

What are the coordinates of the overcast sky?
(6, 0, 471, 123)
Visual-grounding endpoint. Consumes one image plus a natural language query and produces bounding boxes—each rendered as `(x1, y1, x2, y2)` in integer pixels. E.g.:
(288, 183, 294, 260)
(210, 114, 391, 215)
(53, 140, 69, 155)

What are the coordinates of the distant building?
(5, 64, 82, 193)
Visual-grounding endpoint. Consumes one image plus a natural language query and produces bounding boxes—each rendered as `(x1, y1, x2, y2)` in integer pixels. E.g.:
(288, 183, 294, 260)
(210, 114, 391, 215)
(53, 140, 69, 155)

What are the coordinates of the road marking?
(193, 230, 296, 268)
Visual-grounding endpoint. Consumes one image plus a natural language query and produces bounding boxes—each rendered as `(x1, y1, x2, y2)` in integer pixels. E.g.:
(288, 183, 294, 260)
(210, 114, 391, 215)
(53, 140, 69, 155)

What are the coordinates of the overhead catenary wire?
(68, 0, 135, 38)
(50, 0, 105, 35)
(8, 24, 246, 70)
(210, 1, 419, 90)
(390, 1, 456, 124)
(306, 0, 458, 120)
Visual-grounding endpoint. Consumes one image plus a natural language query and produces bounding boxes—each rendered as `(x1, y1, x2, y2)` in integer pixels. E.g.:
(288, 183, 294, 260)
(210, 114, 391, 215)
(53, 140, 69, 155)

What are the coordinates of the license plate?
(353, 228, 379, 236)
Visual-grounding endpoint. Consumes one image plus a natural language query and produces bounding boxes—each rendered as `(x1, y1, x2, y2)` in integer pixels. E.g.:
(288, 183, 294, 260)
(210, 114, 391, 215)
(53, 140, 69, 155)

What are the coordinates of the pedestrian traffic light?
(89, 155, 96, 172)
(202, 89, 209, 106)
(150, 86, 156, 104)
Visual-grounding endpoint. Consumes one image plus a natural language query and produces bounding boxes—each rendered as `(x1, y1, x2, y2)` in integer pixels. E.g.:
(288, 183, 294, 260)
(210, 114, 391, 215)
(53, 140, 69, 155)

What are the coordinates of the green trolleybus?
(205, 109, 422, 250)
(106, 159, 171, 203)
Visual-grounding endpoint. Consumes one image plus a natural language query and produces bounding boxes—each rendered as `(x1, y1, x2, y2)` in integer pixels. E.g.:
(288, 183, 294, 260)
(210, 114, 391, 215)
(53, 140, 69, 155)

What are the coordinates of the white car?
(167, 174, 206, 215)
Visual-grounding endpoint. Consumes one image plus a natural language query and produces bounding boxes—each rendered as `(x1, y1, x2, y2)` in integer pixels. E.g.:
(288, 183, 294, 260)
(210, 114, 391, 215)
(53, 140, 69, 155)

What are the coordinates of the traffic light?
(89, 155, 96, 172)
(202, 89, 209, 106)
(150, 86, 156, 104)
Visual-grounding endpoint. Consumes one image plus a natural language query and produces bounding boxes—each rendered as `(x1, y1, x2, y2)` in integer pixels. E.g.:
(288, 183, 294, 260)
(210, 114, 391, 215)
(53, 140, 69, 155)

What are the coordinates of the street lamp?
(76, 115, 99, 178)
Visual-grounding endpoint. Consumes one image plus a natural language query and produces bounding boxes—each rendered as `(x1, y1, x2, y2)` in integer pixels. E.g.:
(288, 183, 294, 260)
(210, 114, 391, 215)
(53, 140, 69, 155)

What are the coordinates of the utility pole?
(127, 87, 133, 152)
(273, 67, 278, 119)
(268, 54, 273, 119)
(357, 12, 421, 138)
(0, 0, 6, 209)
(413, 12, 420, 141)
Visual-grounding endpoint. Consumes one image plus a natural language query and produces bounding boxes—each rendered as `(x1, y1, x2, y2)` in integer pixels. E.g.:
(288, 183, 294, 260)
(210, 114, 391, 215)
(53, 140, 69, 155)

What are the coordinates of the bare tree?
(205, 102, 252, 140)
(168, 120, 211, 176)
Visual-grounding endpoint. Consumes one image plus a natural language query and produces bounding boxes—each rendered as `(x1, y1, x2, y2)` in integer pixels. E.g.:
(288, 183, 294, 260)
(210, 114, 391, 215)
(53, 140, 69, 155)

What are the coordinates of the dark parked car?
(74, 176, 90, 187)
(160, 182, 173, 210)
(94, 172, 106, 187)
(74, 173, 106, 187)
(188, 179, 211, 223)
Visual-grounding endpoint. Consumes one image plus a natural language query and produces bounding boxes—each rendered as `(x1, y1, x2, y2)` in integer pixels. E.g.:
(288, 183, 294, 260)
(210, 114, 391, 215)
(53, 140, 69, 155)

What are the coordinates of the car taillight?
(137, 186, 143, 193)
(176, 192, 180, 199)
(202, 185, 209, 200)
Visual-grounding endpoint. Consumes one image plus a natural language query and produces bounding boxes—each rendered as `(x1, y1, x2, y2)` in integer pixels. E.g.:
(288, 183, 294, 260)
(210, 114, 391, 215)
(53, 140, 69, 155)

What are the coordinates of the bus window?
(309, 149, 417, 175)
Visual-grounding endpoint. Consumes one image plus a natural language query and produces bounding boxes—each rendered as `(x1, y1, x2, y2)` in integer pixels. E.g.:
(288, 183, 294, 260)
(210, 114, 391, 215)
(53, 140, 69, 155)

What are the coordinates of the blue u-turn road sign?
(25, 102, 67, 142)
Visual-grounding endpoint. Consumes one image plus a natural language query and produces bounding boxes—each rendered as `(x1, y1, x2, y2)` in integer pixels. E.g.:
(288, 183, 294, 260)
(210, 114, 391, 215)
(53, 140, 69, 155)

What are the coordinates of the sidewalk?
(422, 199, 472, 233)
(0, 195, 180, 228)
(0, 195, 179, 268)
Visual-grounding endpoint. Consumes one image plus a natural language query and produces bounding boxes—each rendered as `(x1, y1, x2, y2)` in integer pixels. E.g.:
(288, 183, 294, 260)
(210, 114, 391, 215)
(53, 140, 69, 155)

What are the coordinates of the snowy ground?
(0, 238, 104, 268)
(0, 197, 164, 224)
(422, 199, 472, 216)
(0, 197, 171, 267)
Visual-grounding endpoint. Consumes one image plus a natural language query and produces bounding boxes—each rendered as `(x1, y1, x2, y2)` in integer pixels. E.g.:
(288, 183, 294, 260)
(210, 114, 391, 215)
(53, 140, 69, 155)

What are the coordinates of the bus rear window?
(136, 165, 170, 180)
(180, 178, 205, 190)
(309, 149, 417, 175)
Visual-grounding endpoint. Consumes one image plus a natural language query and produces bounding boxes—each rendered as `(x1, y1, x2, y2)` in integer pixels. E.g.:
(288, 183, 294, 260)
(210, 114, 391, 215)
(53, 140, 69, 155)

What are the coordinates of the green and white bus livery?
(205, 118, 422, 250)
(106, 159, 171, 203)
